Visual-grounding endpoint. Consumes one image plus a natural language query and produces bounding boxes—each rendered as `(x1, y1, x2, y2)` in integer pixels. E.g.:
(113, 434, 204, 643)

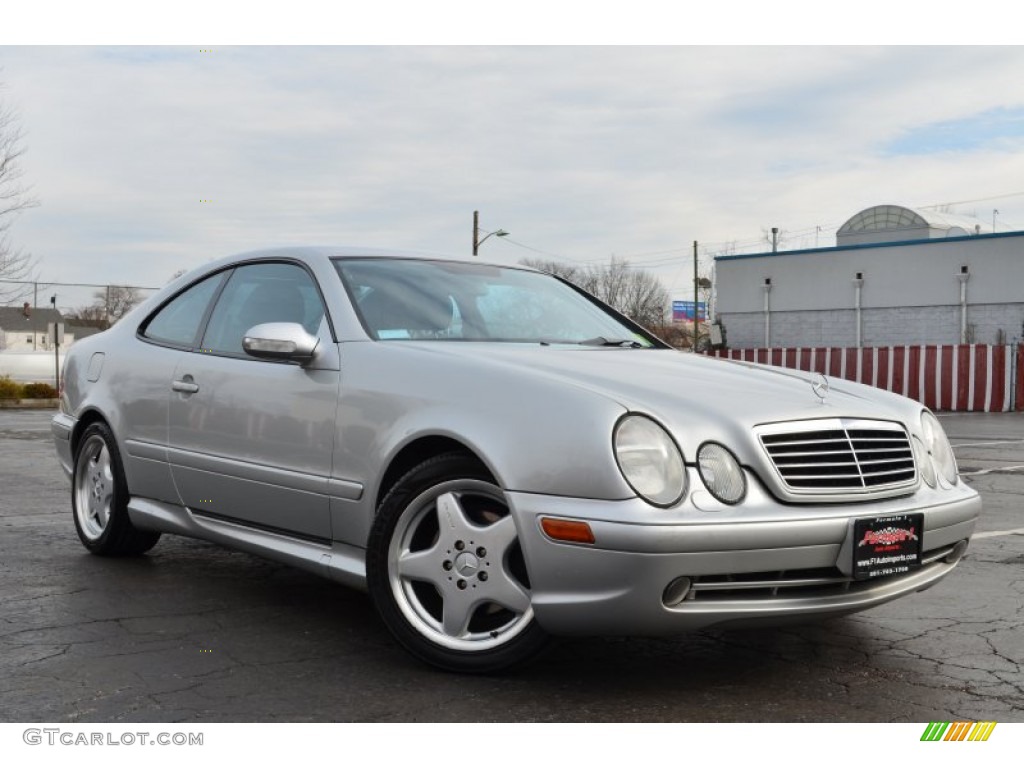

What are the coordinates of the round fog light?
(663, 576, 693, 607)
(944, 539, 969, 563)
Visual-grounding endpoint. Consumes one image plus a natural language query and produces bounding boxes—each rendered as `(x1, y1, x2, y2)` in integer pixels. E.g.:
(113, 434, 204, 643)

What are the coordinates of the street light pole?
(472, 210, 509, 255)
(51, 294, 60, 392)
(693, 241, 699, 352)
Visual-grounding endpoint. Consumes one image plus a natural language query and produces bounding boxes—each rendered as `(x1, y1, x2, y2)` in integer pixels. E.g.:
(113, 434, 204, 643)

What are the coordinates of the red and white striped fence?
(708, 344, 1024, 412)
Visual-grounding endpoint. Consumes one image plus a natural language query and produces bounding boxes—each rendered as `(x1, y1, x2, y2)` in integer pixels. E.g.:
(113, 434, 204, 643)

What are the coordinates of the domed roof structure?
(837, 204, 989, 246)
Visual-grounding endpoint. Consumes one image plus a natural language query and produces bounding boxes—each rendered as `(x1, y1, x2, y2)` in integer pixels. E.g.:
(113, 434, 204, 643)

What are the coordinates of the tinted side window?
(142, 272, 226, 347)
(201, 263, 326, 356)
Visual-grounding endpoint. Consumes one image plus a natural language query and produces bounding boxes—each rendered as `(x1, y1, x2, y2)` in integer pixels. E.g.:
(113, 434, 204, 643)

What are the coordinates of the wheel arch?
(375, 435, 496, 514)
(70, 408, 113, 458)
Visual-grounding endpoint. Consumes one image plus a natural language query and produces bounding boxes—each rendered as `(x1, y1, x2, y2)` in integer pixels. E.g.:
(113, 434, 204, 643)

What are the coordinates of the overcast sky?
(3, 44, 1024, 310)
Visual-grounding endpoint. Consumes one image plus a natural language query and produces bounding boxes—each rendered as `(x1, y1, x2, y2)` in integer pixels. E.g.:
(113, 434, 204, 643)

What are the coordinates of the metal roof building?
(714, 205, 1024, 349)
(836, 204, 993, 246)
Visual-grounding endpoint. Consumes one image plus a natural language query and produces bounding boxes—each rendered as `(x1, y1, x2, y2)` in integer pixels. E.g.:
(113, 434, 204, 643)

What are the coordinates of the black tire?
(71, 422, 161, 556)
(366, 452, 548, 673)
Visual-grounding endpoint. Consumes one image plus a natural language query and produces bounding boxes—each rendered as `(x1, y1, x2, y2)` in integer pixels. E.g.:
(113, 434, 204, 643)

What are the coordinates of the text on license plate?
(853, 513, 923, 580)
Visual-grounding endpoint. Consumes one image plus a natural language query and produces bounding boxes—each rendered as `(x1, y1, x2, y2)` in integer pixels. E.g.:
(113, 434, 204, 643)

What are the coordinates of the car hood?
(389, 343, 921, 455)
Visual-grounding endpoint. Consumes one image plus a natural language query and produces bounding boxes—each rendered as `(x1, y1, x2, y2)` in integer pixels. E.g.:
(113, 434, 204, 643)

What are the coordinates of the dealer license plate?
(853, 513, 923, 580)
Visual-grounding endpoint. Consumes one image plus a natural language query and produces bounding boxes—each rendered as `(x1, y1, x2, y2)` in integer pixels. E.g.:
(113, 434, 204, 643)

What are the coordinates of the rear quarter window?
(141, 272, 226, 347)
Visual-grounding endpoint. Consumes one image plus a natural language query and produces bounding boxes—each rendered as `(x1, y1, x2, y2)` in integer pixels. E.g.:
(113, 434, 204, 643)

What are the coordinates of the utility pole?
(471, 210, 509, 255)
(50, 294, 60, 391)
(693, 240, 699, 352)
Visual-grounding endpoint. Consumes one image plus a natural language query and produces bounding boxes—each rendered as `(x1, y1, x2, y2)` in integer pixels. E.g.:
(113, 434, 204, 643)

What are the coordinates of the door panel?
(168, 354, 339, 540)
(166, 262, 338, 541)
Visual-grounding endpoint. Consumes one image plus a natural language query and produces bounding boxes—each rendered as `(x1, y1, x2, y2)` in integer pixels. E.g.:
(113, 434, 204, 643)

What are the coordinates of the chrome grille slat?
(759, 418, 916, 495)
(771, 462, 858, 468)
(770, 449, 856, 457)
(692, 576, 849, 591)
(853, 449, 911, 455)
(762, 441, 848, 450)
(683, 546, 950, 602)
(783, 473, 865, 480)
(922, 544, 955, 565)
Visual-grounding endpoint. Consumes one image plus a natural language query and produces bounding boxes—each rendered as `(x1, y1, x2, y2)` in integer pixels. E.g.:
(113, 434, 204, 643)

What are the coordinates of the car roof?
(221, 246, 534, 272)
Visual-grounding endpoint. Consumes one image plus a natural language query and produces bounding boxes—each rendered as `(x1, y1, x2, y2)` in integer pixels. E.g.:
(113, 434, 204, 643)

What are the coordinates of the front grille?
(681, 544, 956, 603)
(759, 419, 916, 494)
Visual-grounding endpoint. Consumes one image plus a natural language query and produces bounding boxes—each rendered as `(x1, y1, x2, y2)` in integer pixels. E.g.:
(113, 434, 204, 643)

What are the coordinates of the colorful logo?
(859, 526, 917, 547)
(920, 722, 997, 741)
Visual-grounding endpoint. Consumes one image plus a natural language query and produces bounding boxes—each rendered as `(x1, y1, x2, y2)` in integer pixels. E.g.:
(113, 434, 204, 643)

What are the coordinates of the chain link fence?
(0, 280, 160, 381)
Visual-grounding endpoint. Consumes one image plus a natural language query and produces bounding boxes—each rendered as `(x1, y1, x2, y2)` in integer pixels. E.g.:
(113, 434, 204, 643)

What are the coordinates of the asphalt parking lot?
(1, 409, 1022, 722)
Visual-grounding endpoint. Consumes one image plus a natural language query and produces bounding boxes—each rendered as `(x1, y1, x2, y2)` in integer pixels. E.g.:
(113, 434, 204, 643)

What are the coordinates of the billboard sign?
(672, 300, 707, 322)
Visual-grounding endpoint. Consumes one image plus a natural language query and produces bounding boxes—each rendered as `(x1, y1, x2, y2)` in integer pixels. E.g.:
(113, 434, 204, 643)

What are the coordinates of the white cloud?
(3, 45, 1024, 306)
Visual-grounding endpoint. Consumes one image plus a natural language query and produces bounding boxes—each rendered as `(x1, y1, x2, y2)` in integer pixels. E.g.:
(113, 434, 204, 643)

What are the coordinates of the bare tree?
(522, 256, 668, 330)
(67, 286, 144, 330)
(518, 258, 583, 285)
(598, 257, 668, 329)
(0, 81, 39, 304)
(64, 304, 108, 329)
(95, 285, 143, 326)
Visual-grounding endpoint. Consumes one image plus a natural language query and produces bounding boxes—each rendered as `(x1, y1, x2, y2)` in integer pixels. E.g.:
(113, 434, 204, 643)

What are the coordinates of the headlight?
(912, 435, 936, 488)
(697, 443, 746, 504)
(921, 411, 958, 486)
(613, 415, 686, 507)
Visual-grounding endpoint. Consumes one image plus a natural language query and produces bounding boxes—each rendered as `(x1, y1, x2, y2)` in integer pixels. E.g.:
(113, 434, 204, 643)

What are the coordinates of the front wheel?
(366, 453, 548, 672)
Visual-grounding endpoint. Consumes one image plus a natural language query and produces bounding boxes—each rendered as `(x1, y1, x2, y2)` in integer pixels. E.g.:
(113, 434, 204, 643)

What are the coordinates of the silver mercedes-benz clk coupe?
(52, 247, 980, 672)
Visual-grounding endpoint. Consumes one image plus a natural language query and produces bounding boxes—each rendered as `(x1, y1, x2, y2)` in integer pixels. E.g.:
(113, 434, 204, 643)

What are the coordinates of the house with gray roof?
(0, 304, 67, 351)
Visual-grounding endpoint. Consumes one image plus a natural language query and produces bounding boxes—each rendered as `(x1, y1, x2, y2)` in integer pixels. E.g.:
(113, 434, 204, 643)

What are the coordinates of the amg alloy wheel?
(72, 422, 161, 556)
(367, 453, 547, 672)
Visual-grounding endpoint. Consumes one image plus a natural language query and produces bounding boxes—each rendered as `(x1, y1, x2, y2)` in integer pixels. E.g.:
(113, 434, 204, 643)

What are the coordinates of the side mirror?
(242, 322, 319, 364)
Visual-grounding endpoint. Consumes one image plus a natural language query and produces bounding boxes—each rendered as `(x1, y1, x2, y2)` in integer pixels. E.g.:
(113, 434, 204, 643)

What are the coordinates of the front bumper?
(508, 471, 980, 636)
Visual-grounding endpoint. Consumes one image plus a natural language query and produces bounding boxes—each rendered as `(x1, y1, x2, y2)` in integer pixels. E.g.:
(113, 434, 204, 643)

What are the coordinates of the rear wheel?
(72, 422, 161, 556)
(367, 453, 548, 672)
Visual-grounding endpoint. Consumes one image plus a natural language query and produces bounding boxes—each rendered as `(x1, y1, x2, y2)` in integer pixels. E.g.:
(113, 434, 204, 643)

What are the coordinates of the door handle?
(172, 379, 200, 394)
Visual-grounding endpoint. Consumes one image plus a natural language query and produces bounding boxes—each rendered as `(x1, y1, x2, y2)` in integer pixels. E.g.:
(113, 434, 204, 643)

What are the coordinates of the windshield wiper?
(576, 336, 645, 348)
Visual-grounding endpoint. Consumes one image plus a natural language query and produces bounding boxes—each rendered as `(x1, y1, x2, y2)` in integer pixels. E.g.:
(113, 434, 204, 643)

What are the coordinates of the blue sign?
(672, 300, 707, 322)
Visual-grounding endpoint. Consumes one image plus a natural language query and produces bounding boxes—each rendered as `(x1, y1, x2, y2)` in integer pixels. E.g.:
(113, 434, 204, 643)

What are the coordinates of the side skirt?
(127, 496, 367, 591)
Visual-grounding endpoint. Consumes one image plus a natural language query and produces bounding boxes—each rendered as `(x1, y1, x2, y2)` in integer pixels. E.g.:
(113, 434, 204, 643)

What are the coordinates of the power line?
(494, 192, 1023, 271)
(497, 237, 603, 265)
(0, 279, 160, 291)
(917, 190, 1024, 209)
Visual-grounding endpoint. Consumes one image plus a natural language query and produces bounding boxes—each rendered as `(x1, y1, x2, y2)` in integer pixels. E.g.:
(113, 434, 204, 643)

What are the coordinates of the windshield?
(334, 258, 659, 347)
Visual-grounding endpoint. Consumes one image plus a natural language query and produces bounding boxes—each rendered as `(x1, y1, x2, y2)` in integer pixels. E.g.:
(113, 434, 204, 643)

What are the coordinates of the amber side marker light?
(540, 518, 595, 544)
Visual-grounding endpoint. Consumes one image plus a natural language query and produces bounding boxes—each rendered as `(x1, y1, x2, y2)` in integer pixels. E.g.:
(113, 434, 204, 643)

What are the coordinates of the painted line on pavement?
(951, 438, 1024, 448)
(960, 465, 1024, 477)
(973, 528, 1024, 540)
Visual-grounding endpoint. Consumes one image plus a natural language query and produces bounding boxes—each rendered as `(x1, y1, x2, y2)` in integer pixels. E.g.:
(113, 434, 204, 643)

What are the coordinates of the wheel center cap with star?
(454, 552, 479, 577)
